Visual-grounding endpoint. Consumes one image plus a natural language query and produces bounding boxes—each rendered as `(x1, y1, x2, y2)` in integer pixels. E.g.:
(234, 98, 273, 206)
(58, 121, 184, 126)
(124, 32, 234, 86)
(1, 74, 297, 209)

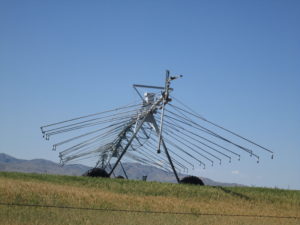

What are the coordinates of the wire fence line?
(0, 202, 299, 220)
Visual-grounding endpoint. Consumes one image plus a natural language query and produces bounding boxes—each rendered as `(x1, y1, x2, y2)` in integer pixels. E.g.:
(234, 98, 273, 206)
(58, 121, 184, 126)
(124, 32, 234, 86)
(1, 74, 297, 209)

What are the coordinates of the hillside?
(0, 153, 89, 175)
(0, 172, 299, 225)
(0, 153, 241, 186)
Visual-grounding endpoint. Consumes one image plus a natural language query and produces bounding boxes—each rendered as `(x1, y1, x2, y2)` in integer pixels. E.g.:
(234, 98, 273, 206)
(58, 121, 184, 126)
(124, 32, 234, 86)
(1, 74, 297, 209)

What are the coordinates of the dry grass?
(1, 207, 299, 225)
(0, 172, 299, 225)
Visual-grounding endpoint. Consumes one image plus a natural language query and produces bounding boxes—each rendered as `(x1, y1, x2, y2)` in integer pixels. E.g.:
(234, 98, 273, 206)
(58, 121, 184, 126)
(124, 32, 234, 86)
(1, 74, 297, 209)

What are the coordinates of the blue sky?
(0, 0, 299, 189)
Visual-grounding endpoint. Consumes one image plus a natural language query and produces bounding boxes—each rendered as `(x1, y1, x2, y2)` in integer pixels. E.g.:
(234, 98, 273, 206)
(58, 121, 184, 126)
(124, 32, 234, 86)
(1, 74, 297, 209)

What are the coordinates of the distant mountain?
(0, 153, 90, 175)
(0, 153, 243, 187)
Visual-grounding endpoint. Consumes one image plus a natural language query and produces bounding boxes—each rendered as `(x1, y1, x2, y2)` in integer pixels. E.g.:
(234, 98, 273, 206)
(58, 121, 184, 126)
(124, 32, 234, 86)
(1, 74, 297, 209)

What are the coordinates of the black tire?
(83, 168, 109, 178)
(180, 176, 204, 185)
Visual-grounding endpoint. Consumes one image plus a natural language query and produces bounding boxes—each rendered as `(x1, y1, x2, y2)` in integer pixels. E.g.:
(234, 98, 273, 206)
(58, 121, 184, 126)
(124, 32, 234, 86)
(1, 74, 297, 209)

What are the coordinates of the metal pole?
(161, 139, 180, 183)
(108, 113, 150, 177)
(108, 162, 116, 177)
(150, 116, 180, 183)
(120, 161, 128, 179)
(104, 121, 135, 169)
(157, 70, 170, 153)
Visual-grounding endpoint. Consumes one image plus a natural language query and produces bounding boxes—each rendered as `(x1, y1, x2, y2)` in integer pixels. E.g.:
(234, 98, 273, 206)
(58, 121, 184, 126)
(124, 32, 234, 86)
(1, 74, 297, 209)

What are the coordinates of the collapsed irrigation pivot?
(41, 71, 274, 183)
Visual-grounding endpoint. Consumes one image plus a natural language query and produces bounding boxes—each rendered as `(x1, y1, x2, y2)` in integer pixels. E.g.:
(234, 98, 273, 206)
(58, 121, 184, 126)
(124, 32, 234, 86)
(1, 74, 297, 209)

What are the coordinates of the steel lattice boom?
(41, 71, 274, 183)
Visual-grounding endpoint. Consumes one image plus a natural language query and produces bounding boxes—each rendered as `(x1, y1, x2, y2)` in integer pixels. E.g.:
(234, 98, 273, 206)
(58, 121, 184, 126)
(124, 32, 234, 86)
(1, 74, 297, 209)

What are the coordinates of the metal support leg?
(149, 114, 180, 183)
(108, 162, 115, 177)
(161, 139, 180, 183)
(108, 114, 149, 177)
(120, 161, 128, 179)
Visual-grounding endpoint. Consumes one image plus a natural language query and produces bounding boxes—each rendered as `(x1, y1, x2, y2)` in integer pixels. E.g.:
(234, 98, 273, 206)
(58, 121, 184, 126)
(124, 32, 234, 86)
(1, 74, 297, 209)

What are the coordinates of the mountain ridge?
(0, 153, 243, 186)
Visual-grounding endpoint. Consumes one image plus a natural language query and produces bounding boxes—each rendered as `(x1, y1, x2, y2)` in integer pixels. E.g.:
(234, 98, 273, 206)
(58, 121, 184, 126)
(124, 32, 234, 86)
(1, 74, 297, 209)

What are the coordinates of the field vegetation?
(0, 172, 299, 225)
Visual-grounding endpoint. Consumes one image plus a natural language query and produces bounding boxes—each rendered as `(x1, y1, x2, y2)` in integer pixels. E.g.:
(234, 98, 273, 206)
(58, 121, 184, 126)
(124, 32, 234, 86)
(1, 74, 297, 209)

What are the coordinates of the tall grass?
(0, 172, 299, 225)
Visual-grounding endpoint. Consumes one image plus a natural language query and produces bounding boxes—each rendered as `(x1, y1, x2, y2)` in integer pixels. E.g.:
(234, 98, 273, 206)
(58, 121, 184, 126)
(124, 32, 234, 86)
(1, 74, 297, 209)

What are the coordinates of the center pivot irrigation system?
(41, 71, 274, 183)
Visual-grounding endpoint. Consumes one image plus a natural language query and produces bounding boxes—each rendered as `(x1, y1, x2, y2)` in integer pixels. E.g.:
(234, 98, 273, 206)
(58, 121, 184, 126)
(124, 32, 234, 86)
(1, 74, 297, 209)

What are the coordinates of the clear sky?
(0, 0, 299, 189)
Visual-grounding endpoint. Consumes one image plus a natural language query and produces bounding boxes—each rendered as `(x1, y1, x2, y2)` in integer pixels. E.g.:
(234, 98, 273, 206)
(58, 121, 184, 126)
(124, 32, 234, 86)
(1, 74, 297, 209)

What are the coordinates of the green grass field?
(0, 172, 299, 225)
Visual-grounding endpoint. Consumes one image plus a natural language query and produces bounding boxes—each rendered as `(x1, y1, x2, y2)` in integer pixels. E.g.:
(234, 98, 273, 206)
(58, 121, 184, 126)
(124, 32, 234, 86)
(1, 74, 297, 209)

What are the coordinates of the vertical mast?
(156, 70, 181, 183)
(157, 70, 169, 153)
